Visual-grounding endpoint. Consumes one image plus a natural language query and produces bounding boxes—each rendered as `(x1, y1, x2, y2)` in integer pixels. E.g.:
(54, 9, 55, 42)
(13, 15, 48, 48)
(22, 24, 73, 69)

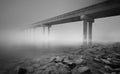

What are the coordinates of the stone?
(72, 66, 92, 74)
(49, 56, 56, 62)
(40, 63, 70, 74)
(55, 56, 63, 62)
(75, 58, 84, 64)
(18, 68, 27, 74)
(49, 56, 64, 63)
(78, 66, 92, 74)
(101, 59, 111, 64)
(63, 57, 73, 65)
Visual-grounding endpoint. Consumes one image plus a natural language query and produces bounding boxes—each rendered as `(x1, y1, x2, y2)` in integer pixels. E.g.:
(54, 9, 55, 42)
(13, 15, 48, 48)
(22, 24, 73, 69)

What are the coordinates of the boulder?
(72, 66, 92, 74)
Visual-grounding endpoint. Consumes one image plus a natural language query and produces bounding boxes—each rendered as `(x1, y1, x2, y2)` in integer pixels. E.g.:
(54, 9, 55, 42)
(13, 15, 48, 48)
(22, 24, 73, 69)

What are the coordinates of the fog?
(0, 0, 120, 47)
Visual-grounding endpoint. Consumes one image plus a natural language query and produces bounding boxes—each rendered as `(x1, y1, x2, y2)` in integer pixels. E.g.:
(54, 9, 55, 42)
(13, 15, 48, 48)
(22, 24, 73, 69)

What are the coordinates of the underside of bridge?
(32, 0, 120, 45)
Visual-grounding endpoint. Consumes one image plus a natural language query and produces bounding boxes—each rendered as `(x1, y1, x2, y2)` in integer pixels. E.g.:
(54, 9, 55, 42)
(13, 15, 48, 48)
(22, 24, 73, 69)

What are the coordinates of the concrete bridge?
(32, 0, 120, 45)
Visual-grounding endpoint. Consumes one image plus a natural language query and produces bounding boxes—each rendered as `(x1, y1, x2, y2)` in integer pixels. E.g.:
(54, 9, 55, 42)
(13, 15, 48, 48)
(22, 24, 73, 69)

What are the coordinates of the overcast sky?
(0, 0, 120, 46)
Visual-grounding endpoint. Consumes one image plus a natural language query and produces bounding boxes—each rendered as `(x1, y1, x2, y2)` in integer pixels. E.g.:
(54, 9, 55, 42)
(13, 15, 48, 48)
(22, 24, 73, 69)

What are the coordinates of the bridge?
(32, 0, 120, 45)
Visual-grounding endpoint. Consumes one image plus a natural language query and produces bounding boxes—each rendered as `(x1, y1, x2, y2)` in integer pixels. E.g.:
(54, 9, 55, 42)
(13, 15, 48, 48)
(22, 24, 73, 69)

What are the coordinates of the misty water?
(0, 42, 120, 74)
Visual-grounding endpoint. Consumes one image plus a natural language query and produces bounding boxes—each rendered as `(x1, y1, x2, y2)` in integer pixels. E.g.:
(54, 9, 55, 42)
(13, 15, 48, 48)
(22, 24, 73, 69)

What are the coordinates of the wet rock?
(37, 63, 70, 74)
(101, 58, 111, 64)
(50, 55, 84, 65)
(78, 66, 91, 74)
(49, 56, 57, 62)
(18, 67, 27, 74)
(55, 63, 71, 74)
(63, 56, 73, 65)
(26, 66, 34, 73)
(49, 55, 85, 71)
(37, 55, 87, 74)
(93, 53, 120, 74)
(49, 56, 64, 63)
(74, 58, 84, 64)
(72, 66, 92, 74)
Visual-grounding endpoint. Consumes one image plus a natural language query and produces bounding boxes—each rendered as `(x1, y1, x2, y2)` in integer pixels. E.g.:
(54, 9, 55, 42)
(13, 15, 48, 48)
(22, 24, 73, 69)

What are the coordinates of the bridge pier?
(42, 25, 51, 49)
(42, 26, 46, 48)
(88, 21, 93, 45)
(83, 20, 88, 45)
(47, 25, 51, 48)
(81, 15, 94, 45)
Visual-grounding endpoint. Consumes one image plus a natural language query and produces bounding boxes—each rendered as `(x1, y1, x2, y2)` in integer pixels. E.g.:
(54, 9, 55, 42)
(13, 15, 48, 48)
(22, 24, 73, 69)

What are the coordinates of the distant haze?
(0, 0, 120, 46)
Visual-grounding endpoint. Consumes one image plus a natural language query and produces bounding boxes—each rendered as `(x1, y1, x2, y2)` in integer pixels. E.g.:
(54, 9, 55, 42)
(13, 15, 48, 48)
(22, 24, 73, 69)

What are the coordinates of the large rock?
(72, 66, 92, 74)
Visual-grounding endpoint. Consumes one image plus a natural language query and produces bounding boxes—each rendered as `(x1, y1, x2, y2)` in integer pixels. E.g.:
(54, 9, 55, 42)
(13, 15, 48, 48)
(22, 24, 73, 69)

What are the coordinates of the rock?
(111, 72, 116, 74)
(42, 66, 58, 74)
(56, 63, 71, 74)
(18, 67, 27, 74)
(78, 66, 92, 74)
(49, 56, 64, 63)
(55, 56, 63, 62)
(115, 54, 120, 59)
(75, 58, 84, 64)
(49, 56, 57, 62)
(63, 57, 73, 65)
(72, 66, 92, 74)
(101, 59, 111, 64)
(39, 63, 70, 74)
(26, 66, 34, 73)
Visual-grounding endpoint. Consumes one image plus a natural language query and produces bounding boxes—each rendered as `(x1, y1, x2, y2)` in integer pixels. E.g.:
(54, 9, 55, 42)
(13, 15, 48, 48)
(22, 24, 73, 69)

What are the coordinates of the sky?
(0, 0, 120, 46)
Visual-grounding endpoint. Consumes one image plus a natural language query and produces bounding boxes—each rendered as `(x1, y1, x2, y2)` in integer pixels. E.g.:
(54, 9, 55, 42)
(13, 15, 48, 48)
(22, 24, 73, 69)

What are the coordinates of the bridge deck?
(32, 0, 120, 26)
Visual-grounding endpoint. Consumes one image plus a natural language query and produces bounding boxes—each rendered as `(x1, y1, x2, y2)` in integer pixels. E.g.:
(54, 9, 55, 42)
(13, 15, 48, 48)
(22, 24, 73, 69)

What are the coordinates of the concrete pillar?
(42, 26, 46, 49)
(83, 20, 88, 45)
(47, 25, 51, 48)
(42, 25, 51, 49)
(81, 15, 94, 45)
(43, 26, 45, 37)
(48, 26, 51, 38)
(88, 22, 92, 45)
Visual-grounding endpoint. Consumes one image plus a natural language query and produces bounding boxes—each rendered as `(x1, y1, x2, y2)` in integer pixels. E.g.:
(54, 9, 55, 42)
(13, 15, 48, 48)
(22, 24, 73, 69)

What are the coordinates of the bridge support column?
(47, 25, 51, 48)
(83, 20, 88, 45)
(42, 26, 46, 49)
(42, 25, 51, 49)
(81, 15, 94, 45)
(88, 21, 93, 45)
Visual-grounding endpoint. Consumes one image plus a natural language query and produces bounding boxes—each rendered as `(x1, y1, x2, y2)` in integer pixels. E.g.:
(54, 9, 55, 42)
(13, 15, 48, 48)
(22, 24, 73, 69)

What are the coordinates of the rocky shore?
(0, 43, 120, 74)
